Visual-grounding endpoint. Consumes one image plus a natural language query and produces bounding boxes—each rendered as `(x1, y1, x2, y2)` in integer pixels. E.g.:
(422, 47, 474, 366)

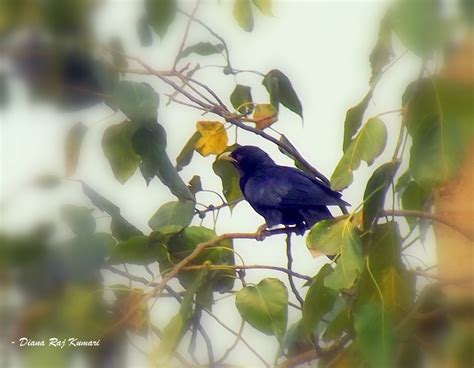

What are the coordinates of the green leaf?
(235, 278, 288, 339)
(179, 42, 224, 59)
(132, 125, 194, 201)
(230, 84, 253, 114)
(331, 118, 387, 191)
(108, 235, 160, 264)
(356, 222, 415, 319)
(404, 78, 473, 189)
(102, 120, 141, 184)
(282, 320, 313, 358)
(322, 308, 352, 343)
(394, 170, 411, 194)
(369, 13, 392, 86)
(112, 81, 159, 123)
(176, 131, 201, 171)
(148, 200, 195, 232)
(362, 161, 399, 230)
(64, 122, 87, 176)
(302, 264, 338, 336)
(391, 0, 447, 56)
(213, 157, 243, 209)
(110, 215, 143, 242)
(354, 303, 395, 368)
(318, 220, 363, 290)
(233, 0, 254, 32)
(145, 0, 177, 39)
(157, 269, 208, 359)
(167, 227, 235, 293)
(60, 205, 95, 237)
(188, 175, 202, 195)
(401, 181, 431, 228)
(409, 115, 464, 190)
(343, 91, 373, 151)
(306, 218, 354, 256)
(252, 0, 272, 16)
(262, 69, 303, 118)
(81, 183, 142, 241)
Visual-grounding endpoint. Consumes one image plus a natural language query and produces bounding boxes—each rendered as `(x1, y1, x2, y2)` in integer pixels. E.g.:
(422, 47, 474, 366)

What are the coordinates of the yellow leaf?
(253, 104, 278, 130)
(194, 121, 228, 156)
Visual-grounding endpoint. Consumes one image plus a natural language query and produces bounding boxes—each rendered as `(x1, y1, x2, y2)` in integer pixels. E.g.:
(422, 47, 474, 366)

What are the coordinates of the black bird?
(219, 146, 349, 234)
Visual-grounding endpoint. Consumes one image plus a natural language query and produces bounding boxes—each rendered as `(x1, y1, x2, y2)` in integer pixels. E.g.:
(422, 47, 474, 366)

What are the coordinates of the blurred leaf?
(331, 118, 387, 191)
(137, 16, 153, 46)
(132, 125, 194, 200)
(54, 285, 109, 338)
(176, 131, 201, 171)
(253, 103, 278, 130)
(145, 0, 177, 38)
(262, 69, 303, 118)
(282, 320, 313, 358)
(369, 13, 392, 85)
(363, 161, 399, 230)
(60, 205, 95, 237)
(460, 0, 474, 25)
(401, 181, 431, 228)
(110, 215, 143, 242)
(235, 278, 288, 339)
(410, 115, 464, 190)
(81, 183, 142, 241)
(179, 42, 224, 59)
(233, 0, 254, 32)
(322, 308, 352, 343)
(116, 288, 149, 333)
(0, 72, 8, 107)
(252, 0, 273, 16)
(342, 91, 373, 151)
(194, 121, 228, 156)
(156, 270, 207, 361)
(102, 120, 141, 184)
(109, 37, 128, 73)
(395, 170, 411, 194)
(311, 220, 363, 290)
(188, 175, 202, 194)
(112, 81, 159, 123)
(148, 200, 195, 232)
(302, 264, 338, 336)
(230, 84, 253, 114)
(108, 235, 160, 264)
(64, 122, 87, 176)
(391, 0, 446, 56)
(356, 223, 415, 319)
(213, 156, 243, 208)
(404, 78, 473, 190)
(32, 174, 61, 189)
(354, 303, 395, 368)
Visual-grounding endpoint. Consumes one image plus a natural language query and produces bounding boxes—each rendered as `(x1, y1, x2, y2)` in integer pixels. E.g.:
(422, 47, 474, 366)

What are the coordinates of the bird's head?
(218, 146, 275, 175)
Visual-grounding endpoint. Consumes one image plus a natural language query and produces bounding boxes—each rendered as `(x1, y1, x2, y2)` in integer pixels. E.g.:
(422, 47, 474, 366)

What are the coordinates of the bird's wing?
(243, 166, 348, 209)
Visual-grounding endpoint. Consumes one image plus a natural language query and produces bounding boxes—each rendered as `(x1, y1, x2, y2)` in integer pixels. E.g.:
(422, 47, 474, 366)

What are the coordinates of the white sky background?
(1, 0, 438, 366)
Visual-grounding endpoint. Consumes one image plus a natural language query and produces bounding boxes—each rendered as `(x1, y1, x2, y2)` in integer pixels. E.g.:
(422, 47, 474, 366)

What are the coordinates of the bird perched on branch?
(218, 146, 349, 236)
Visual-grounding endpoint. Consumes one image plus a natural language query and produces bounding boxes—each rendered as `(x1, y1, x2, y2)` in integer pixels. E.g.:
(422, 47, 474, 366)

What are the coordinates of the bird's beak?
(218, 151, 237, 164)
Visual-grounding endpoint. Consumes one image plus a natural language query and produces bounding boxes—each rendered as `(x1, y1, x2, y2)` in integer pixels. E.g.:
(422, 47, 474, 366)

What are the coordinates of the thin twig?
(285, 234, 304, 307)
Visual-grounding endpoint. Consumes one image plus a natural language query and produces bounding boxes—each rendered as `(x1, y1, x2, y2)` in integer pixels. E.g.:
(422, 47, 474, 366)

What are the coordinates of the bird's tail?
(301, 206, 333, 228)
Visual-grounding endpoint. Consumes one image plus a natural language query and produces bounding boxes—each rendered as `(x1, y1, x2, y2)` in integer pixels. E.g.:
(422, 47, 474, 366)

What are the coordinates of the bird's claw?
(256, 224, 268, 241)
